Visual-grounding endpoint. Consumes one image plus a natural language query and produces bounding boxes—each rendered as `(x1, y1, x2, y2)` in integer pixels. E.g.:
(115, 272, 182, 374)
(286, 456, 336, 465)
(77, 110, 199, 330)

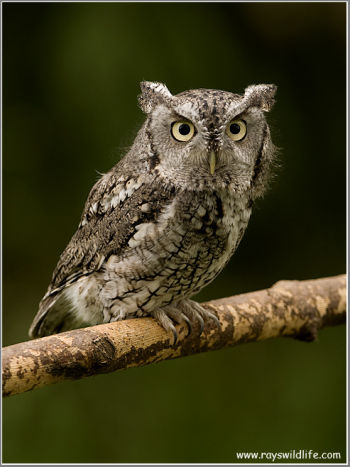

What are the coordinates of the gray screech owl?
(29, 81, 277, 341)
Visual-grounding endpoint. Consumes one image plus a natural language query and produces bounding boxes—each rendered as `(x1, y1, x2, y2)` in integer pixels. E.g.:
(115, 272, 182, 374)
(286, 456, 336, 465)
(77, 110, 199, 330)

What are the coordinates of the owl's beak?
(209, 151, 217, 175)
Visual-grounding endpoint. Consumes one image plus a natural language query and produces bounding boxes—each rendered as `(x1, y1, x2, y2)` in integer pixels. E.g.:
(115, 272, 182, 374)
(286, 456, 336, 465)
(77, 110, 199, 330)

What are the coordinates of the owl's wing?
(49, 170, 177, 294)
(29, 167, 177, 337)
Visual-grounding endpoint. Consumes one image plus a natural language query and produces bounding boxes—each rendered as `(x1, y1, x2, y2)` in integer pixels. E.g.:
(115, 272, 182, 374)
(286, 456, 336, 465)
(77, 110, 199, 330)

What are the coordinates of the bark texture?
(2, 275, 346, 397)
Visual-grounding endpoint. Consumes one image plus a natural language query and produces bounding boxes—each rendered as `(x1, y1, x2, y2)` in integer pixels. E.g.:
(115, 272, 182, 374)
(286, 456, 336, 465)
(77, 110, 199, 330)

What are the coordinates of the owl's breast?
(161, 189, 252, 295)
(98, 188, 252, 316)
(180, 189, 251, 249)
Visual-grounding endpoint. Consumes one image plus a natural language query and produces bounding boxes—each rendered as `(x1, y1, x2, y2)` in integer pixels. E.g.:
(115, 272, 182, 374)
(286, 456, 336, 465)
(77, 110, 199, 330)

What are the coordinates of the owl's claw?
(197, 313, 205, 335)
(180, 313, 192, 336)
(152, 308, 178, 345)
(179, 299, 221, 335)
(152, 300, 220, 343)
(171, 327, 178, 346)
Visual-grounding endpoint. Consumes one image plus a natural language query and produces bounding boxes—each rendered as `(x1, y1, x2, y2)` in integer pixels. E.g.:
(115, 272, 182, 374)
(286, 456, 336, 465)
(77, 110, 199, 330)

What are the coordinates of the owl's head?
(138, 81, 277, 199)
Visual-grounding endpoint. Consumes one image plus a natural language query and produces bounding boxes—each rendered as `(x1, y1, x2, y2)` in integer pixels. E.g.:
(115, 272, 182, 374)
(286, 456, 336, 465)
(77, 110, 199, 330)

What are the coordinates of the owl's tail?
(28, 292, 74, 339)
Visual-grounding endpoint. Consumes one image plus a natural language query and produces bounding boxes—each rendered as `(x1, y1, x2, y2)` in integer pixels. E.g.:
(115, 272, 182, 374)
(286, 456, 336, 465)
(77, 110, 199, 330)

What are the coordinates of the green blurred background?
(3, 2, 346, 463)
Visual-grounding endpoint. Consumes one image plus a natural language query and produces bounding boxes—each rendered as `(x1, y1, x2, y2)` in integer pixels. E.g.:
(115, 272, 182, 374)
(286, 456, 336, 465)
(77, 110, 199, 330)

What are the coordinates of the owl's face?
(138, 82, 277, 197)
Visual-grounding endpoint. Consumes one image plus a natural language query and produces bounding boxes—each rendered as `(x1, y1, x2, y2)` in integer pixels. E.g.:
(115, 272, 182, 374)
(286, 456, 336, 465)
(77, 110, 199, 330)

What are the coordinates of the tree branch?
(2, 275, 346, 398)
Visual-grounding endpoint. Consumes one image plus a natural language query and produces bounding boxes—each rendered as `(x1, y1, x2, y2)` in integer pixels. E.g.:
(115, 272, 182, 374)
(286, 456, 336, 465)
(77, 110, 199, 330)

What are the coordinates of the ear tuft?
(138, 81, 173, 113)
(244, 84, 277, 112)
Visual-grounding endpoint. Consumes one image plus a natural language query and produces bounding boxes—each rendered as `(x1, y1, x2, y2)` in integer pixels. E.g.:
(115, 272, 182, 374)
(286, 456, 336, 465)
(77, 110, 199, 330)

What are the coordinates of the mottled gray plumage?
(29, 81, 277, 340)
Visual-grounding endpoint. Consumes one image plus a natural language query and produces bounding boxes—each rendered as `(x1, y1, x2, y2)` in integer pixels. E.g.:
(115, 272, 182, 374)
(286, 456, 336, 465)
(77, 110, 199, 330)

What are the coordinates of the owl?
(29, 81, 277, 342)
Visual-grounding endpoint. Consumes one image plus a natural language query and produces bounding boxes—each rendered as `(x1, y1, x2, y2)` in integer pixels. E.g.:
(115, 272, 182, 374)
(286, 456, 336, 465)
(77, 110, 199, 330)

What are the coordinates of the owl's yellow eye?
(171, 121, 195, 142)
(226, 119, 247, 141)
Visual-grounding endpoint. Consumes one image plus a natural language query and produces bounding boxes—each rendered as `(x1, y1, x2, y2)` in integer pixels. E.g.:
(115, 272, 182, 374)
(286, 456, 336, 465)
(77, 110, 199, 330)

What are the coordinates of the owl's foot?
(176, 299, 221, 336)
(152, 299, 220, 345)
(152, 306, 190, 345)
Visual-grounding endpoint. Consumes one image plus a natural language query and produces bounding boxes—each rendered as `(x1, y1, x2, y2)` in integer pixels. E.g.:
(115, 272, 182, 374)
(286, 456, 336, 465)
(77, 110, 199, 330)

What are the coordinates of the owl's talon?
(196, 314, 205, 335)
(152, 308, 178, 345)
(171, 328, 178, 346)
(181, 313, 192, 336)
(175, 299, 220, 335)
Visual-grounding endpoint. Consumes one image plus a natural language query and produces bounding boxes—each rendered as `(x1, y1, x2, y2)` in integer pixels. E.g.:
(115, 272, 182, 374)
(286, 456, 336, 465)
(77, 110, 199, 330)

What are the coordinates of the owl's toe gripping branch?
(151, 308, 179, 344)
(182, 299, 221, 332)
(152, 299, 221, 345)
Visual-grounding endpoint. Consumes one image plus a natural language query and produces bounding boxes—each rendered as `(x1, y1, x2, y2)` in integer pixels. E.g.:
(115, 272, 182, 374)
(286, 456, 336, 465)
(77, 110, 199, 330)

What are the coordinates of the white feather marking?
(148, 81, 172, 98)
(90, 202, 98, 214)
(140, 203, 151, 212)
(106, 177, 143, 212)
(126, 199, 177, 248)
(133, 222, 157, 242)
